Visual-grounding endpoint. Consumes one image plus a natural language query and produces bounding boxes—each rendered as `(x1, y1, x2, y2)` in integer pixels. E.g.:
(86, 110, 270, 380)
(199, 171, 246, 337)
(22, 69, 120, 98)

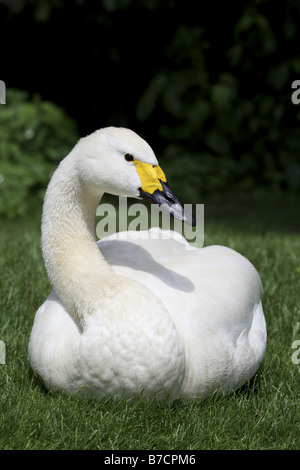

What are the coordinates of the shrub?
(0, 89, 78, 218)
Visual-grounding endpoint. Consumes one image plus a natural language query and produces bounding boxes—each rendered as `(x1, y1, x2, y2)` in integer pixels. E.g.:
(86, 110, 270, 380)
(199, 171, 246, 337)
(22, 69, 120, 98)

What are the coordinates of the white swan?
(28, 127, 267, 401)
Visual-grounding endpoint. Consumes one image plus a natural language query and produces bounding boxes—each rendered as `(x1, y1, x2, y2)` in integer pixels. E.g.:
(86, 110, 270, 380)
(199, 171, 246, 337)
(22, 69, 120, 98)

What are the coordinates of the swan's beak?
(135, 161, 196, 226)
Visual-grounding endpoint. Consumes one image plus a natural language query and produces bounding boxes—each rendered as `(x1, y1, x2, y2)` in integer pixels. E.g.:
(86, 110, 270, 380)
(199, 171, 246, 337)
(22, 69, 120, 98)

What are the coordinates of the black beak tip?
(139, 183, 197, 226)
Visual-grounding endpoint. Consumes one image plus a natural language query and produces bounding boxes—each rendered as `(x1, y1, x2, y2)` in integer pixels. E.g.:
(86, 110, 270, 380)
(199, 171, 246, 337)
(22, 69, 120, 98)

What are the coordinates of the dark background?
(1, 0, 300, 217)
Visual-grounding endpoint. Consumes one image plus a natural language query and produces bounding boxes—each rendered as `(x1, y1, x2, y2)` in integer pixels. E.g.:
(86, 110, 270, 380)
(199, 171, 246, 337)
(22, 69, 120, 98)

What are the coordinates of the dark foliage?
(1, 0, 300, 213)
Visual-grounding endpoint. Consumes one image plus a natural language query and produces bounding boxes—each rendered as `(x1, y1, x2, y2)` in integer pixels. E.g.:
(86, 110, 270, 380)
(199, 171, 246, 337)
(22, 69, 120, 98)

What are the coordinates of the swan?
(28, 126, 267, 401)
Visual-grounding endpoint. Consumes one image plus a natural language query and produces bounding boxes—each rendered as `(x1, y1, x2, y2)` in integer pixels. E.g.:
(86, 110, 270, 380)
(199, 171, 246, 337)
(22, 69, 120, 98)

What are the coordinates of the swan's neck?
(41, 154, 116, 328)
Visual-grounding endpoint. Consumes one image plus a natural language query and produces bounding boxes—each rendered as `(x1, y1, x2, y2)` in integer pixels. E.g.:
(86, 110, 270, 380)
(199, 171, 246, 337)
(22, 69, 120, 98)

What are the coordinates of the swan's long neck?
(41, 153, 116, 328)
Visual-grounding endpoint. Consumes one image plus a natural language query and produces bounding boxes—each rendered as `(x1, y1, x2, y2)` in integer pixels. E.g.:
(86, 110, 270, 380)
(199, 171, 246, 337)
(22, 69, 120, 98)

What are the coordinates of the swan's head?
(75, 127, 195, 225)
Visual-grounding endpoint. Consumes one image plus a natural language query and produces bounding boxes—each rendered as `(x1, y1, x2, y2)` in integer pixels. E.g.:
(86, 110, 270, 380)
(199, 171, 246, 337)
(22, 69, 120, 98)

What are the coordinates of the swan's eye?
(124, 153, 134, 162)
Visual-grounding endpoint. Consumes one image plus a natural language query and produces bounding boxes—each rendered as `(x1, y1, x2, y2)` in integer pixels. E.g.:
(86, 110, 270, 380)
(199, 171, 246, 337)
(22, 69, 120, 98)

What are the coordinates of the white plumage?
(28, 127, 266, 401)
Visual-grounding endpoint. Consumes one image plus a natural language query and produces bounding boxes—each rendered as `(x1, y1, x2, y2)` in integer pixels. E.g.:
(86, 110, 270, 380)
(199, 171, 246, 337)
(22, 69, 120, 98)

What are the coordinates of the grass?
(0, 192, 300, 450)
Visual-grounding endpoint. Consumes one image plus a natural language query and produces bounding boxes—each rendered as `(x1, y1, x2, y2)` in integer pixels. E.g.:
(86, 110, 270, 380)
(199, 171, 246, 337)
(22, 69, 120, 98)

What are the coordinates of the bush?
(136, 14, 300, 200)
(0, 89, 79, 218)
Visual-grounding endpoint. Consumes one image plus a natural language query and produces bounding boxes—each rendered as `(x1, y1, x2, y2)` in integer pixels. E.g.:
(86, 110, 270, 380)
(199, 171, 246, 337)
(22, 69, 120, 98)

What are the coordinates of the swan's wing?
(99, 228, 196, 261)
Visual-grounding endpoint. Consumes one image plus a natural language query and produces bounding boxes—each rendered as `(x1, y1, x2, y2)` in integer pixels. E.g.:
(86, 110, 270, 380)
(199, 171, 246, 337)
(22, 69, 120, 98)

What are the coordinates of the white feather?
(28, 127, 267, 401)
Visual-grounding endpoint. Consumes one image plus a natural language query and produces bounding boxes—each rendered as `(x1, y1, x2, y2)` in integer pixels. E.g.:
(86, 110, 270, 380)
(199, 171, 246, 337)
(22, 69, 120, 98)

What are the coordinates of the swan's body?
(28, 127, 266, 401)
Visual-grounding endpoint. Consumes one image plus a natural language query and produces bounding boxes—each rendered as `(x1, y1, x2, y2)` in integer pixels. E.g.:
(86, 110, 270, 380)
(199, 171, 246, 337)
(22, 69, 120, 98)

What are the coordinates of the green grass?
(0, 193, 300, 450)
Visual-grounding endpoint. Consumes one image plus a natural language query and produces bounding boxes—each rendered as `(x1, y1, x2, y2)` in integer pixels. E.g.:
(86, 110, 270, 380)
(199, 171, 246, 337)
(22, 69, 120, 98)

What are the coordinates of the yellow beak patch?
(133, 160, 167, 194)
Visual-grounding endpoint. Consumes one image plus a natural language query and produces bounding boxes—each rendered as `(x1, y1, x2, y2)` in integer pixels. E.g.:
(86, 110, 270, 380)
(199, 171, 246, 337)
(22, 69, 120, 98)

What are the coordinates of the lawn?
(0, 193, 299, 450)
